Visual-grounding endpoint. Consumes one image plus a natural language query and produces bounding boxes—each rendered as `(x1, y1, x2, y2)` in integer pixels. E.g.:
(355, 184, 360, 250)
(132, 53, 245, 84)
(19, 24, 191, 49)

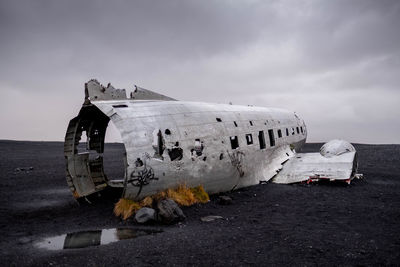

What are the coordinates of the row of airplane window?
(229, 125, 305, 150)
(216, 118, 304, 136)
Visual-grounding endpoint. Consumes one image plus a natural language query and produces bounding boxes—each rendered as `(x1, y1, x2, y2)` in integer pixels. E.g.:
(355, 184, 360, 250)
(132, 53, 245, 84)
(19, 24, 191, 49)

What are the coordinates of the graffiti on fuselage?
(127, 156, 159, 197)
(227, 150, 245, 177)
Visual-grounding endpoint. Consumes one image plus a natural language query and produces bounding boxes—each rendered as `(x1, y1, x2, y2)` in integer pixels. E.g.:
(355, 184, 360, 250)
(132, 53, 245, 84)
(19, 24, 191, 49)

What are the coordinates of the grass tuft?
(190, 185, 210, 203)
(114, 183, 210, 220)
(166, 184, 197, 206)
(140, 196, 154, 207)
(72, 190, 80, 199)
(114, 198, 142, 220)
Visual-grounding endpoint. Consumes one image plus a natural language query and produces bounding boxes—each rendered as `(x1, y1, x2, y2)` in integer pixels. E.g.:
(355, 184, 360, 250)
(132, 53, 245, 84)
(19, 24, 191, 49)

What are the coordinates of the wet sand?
(0, 141, 399, 266)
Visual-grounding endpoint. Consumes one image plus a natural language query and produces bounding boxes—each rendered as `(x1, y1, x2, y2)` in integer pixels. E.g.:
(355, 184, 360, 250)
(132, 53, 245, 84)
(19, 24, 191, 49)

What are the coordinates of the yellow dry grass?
(152, 191, 167, 202)
(72, 190, 80, 199)
(190, 185, 210, 203)
(166, 184, 197, 206)
(114, 183, 210, 220)
(140, 196, 153, 207)
(114, 198, 142, 220)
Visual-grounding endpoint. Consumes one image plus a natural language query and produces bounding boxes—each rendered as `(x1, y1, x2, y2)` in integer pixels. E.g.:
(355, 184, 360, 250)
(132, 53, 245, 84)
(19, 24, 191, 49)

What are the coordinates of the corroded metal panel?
(272, 151, 357, 184)
(67, 153, 96, 196)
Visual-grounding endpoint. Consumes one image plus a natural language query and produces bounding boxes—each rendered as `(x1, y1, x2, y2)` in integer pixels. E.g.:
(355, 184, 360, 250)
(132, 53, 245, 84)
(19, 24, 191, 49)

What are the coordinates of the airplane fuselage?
(64, 81, 307, 200)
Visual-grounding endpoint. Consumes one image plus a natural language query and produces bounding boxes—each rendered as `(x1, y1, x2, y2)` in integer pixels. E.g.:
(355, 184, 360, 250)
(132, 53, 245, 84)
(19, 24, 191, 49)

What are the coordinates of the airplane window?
(230, 136, 239, 149)
(216, 118, 222, 122)
(268, 129, 275, 147)
(296, 127, 300, 134)
(292, 128, 295, 135)
(286, 128, 289, 136)
(249, 121, 253, 126)
(300, 126, 304, 134)
(258, 131, 266, 149)
(278, 129, 282, 138)
(112, 104, 128, 108)
(234, 121, 238, 127)
(245, 134, 253, 145)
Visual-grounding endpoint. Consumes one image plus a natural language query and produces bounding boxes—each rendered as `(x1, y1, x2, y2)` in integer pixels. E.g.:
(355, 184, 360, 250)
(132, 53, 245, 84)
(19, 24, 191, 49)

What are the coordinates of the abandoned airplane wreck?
(64, 80, 358, 202)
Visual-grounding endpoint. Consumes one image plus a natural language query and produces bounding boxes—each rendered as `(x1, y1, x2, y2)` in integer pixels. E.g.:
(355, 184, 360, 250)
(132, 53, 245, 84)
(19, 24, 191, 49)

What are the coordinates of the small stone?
(135, 207, 156, 224)
(157, 199, 185, 224)
(218, 196, 232, 205)
(200, 215, 223, 222)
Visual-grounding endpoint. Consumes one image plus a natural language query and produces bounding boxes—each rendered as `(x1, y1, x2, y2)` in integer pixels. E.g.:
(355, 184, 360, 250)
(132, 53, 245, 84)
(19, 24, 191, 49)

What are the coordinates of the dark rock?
(14, 166, 33, 172)
(157, 199, 185, 224)
(218, 195, 232, 205)
(135, 207, 156, 224)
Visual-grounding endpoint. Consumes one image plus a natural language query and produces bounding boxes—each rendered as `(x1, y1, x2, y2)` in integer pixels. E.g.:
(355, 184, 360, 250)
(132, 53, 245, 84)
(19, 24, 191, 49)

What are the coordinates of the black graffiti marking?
(228, 150, 245, 177)
(143, 152, 151, 160)
(127, 160, 159, 197)
(135, 158, 144, 167)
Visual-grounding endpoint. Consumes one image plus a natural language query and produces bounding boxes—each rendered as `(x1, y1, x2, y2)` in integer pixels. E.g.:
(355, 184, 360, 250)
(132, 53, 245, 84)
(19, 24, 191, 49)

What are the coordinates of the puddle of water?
(36, 228, 162, 250)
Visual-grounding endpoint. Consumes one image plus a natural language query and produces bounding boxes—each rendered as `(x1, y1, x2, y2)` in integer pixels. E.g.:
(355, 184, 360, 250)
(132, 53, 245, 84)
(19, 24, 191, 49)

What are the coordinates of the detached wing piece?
(273, 140, 358, 184)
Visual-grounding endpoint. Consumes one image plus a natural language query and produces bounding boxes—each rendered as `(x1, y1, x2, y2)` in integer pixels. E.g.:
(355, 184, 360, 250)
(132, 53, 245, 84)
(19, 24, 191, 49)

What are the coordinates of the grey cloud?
(293, 0, 400, 71)
(0, 0, 399, 143)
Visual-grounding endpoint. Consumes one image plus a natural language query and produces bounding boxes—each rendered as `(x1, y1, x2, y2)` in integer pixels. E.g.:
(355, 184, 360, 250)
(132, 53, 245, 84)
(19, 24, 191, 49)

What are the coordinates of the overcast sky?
(0, 0, 399, 144)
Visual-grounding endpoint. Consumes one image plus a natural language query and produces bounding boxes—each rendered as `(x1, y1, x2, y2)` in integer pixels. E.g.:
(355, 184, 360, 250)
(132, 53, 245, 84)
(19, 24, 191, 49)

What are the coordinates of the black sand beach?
(0, 141, 399, 266)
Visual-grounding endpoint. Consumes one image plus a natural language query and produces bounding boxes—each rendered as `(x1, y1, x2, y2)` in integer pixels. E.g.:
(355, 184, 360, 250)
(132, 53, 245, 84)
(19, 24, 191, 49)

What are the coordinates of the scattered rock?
(157, 199, 185, 224)
(200, 215, 223, 222)
(14, 166, 34, 172)
(135, 207, 156, 224)
(218, 195, 232, 205)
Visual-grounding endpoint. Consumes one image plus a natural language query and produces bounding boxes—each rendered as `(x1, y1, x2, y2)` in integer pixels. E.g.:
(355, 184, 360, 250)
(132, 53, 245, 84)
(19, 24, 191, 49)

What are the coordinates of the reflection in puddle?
(36, 228, 162, 250)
